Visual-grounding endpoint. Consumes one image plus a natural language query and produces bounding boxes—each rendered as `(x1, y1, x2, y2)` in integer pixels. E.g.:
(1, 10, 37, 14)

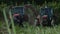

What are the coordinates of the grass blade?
(9, 9, 16, 34)
(3, 8, 11, 34)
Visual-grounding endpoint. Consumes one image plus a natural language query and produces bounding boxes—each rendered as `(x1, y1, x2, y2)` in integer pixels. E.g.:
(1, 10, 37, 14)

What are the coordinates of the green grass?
(0, 21, 2, 27)
(15, 24, 60, 34)
(1, 3, 60, 34)
(14, 22, 60, 34)
(2, 8, 60, 34)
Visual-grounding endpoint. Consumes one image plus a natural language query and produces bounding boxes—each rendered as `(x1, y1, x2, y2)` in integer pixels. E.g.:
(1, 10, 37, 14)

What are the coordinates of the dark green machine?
(40, 6, 55, 26)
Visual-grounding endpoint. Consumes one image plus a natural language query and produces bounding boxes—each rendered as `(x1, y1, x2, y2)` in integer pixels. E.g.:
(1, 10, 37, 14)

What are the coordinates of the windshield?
(11, 7, 24, 15)
(40, 8, 53, 17)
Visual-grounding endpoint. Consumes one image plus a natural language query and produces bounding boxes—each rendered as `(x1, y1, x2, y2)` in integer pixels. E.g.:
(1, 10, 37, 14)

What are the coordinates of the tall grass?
(1, 2, 60, 34)
(15, 25, 60, 34)
(9, 9, 16, 34)
(2, 8, 60, 34)
(3, 8, 11, 34)
(2, 7, 16, 34)
(0, 21, 2, 27)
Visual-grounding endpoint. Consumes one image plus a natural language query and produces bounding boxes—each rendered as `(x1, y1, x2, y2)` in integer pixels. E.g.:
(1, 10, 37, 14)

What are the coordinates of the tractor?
(8, 4, 38, 28)
(8, 6, 29, 28)
(38, 6, 55, 26)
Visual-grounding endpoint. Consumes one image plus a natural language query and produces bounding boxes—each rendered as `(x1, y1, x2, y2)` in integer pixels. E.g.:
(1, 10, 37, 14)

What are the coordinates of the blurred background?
(0, 0, 60, 22)
(0, 0, 60, 34)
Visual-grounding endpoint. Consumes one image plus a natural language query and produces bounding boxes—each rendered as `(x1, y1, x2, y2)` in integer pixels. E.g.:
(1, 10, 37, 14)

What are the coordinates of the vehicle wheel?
(42, 21, 48, 26)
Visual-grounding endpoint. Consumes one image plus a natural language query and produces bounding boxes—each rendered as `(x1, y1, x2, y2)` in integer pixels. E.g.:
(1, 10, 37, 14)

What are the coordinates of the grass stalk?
(9, 9, 16, 34)
(3, 8, 11, 34)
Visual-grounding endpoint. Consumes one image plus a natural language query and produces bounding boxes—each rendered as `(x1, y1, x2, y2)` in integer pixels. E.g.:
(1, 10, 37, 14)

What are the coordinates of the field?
(0, 21, 60, 34)
(0, 2, 60, 34)
(14, 22, 60, 34)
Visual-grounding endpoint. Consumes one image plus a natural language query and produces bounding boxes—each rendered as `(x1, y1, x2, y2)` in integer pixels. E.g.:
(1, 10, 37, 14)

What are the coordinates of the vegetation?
(15, 25, 60, 34)
(0, 1, 60, 34)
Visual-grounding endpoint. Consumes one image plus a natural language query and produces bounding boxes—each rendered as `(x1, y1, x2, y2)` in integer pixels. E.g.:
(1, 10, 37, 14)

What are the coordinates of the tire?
(42, 21, 48, 26)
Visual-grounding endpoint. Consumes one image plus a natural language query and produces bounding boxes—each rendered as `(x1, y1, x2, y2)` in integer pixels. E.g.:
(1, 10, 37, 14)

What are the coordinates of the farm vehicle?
(8, 4, 38, 28)
(36, 6, 57, 26)
(8, 4, 56, 28)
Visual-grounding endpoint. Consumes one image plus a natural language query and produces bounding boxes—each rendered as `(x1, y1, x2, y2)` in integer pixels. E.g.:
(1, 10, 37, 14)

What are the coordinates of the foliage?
(0, 1, 60, 34)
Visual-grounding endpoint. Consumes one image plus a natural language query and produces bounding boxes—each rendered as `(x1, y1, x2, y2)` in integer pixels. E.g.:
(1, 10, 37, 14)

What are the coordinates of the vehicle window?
(40, 8, 53, 17)
(40, 8, 45, 16)
(11, 7, 24, 15)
